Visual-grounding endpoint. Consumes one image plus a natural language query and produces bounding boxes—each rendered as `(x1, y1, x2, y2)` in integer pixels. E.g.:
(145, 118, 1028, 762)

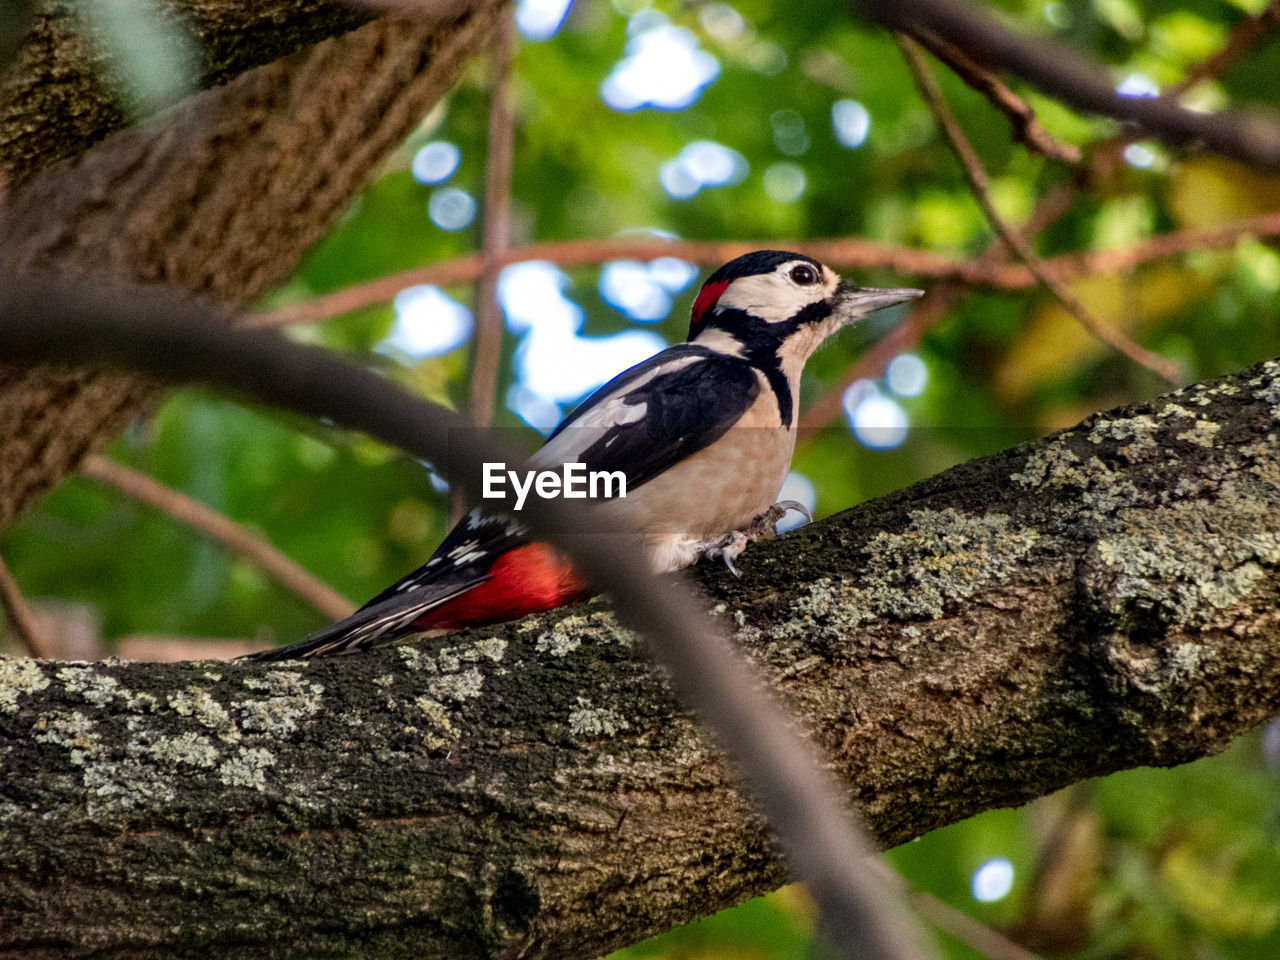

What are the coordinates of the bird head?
(686, 250, 922, 369)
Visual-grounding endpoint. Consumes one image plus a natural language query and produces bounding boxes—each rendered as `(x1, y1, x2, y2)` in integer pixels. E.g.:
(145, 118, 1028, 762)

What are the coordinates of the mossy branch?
(4, 359, 1280, 958)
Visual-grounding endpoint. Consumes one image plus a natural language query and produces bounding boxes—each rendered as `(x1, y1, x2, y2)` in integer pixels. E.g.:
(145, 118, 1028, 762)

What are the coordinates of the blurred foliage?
(5, 0, 1280, 955)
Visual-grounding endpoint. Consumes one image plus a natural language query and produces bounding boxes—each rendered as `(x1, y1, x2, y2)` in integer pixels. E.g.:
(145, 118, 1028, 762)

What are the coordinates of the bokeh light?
(971, 858, 1015, 902)
(844, 380, 909, 449)
(516, 0, 574, 40)
(499, 262, 668, 430)
(770, 109, 809, 156)
(885, 353, 928, 397)
(411, 141, 461, 185)
(381, 286, 473, 358)
(428, 188, 476, 230)
(698, 3, 745, 42)
(763, 163, 806, 203)
(1116, 73, 1159, 97)
(660, 141, 748, 199)
(1123, 143, 1156, 169)
(600, 257, 698, 321)
(831, 99, 871, 148)
(601, 12, 720, 111)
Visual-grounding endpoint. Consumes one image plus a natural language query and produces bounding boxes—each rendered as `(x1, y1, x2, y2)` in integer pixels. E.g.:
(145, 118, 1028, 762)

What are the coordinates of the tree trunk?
(3, 358, 1278, 959)
(0, 0, 375, 186)
(0, 1, 505, 529)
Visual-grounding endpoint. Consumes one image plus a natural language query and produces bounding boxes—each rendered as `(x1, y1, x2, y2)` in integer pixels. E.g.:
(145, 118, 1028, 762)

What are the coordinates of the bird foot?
(698, 500, 813, 577)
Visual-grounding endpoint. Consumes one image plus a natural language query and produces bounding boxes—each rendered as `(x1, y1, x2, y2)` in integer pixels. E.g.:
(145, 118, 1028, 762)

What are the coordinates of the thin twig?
(871, 863, 1044, 960)
(898, 34, 1183, 386)
(0, 551, 50, 658)
(469, 12, 515, 431)
(1082, 1, 1280, 183)
(800, 182, 1081, 433)
(1172, 0, 1280, 97)
(904, 25, 1080, 163)
(250, 212, 1280, 329)
(453, 12, 516, 525)
(80, 455, 356, 623)
(857, 0, 1280, 171)
(1051, 211, 1280, 279)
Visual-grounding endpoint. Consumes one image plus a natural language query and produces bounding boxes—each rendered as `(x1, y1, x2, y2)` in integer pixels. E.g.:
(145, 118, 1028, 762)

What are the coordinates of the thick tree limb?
(4, 355, 1280, 958)
(0, 4, 505, 531)
(0, 0, 376, 187)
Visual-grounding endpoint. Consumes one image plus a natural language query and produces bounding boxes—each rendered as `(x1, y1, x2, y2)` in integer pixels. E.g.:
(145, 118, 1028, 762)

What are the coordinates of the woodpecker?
(244, 251, 921, 660)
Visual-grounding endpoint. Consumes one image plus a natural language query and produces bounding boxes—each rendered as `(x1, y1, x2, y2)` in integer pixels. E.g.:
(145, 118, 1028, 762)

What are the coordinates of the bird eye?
(789, 264, 818, 285)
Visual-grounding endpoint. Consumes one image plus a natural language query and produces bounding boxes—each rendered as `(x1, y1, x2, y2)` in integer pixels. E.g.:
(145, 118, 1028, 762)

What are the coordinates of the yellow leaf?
(1169, 156, 1280, 228)
(994, 264, 1218, 403)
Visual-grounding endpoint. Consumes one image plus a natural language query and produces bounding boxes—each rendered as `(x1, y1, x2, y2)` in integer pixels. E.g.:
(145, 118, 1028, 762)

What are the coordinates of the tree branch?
(0, 4, 506, 531)
(898, 34, 1184, 386)
(899, 25, 1080, 164)
(0, 274, 936, 960)
(252, 211, 1280, 328)
(856, 0, 1280, 170)
(0, 550, 48, 657)
(1171, 0, 1280, 97)
(4, 346, 1278, 957)
(79, 455, 355, 622)
(468, 11, 515, 431)
(798, 178, 1081, 432)
(0, 0, 377, 187)
(453, 11, 517, 524)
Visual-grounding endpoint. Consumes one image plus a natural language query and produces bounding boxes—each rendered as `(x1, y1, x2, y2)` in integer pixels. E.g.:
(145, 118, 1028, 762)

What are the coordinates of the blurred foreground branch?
(3, 280, 1279, 955)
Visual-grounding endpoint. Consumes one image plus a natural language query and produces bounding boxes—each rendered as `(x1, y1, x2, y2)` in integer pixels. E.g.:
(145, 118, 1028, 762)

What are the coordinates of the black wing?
(242, 346, 761, 660)
(240, 511, 529, 661)
(539, 344, 761, 490)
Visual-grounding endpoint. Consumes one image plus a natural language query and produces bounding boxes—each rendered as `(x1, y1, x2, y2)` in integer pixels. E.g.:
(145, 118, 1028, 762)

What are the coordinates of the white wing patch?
(530, 355, 703, 469)
(447, 539, 481, 558)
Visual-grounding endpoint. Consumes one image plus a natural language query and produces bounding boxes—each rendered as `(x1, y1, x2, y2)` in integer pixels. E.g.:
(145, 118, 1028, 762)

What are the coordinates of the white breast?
(597, 384, 796, 572)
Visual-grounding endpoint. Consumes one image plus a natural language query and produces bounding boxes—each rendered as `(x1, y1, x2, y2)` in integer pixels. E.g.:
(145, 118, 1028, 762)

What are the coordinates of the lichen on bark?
(4, 359, 1280, 958)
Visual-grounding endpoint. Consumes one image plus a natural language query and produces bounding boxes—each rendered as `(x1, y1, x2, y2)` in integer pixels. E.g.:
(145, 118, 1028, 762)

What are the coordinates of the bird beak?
(834, 283, 924, 322)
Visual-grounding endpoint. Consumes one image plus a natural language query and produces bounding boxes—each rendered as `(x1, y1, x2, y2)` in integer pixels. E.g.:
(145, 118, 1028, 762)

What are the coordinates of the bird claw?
(722, 551, 743, 578)
(702, 530, 748, 577)
(769, 499, 812, 531)
(699, 500, 812, 574)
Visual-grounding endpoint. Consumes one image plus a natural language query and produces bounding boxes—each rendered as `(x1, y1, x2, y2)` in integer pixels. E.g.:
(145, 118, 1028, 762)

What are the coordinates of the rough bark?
(0, 0, 376, 188)
(0, 2, 504, 531)
(3, 358, 1279, 959)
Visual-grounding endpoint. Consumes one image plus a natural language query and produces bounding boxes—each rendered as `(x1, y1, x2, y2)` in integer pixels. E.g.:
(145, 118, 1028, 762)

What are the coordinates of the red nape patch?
(690, 279, 730, 326)
(413, 543, 590, 631)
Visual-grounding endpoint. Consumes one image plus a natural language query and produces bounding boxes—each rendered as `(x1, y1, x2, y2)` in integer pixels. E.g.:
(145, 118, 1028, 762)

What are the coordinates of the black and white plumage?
(244, 250, 921, 660)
